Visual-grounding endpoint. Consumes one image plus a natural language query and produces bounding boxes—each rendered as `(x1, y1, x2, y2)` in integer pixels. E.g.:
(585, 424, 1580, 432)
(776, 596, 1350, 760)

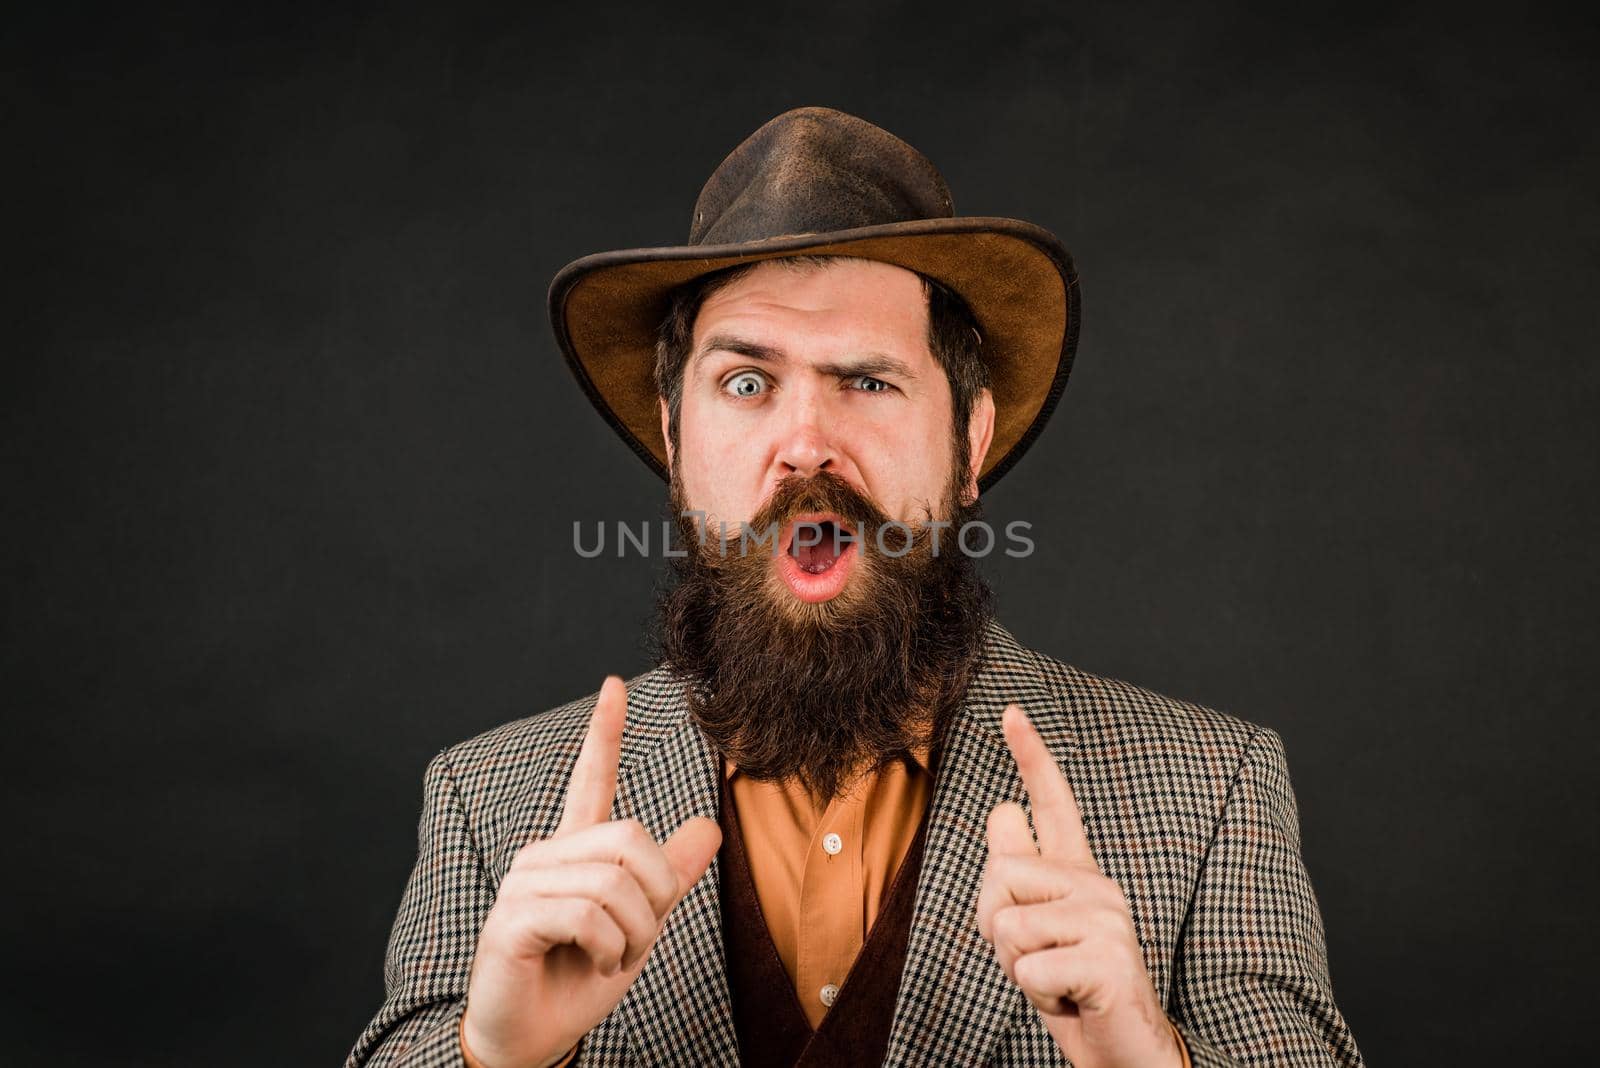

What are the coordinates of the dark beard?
(653, 469, 993, 804)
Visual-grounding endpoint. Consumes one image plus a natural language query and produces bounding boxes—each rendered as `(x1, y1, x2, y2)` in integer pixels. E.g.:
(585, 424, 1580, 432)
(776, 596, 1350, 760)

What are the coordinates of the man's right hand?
(461, 676, 723, 1068)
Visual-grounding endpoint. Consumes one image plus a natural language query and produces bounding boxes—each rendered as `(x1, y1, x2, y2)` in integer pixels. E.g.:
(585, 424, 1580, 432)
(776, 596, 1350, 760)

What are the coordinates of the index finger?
(1000, 703, 1097, 866)
(556, 675, 627, 835)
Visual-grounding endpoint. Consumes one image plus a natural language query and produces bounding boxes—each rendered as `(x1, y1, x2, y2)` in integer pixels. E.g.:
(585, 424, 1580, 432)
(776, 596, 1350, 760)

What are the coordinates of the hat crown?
(688, 107, 955, 247)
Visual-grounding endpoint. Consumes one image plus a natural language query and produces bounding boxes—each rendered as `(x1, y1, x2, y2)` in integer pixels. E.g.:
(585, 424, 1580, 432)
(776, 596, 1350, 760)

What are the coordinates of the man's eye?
(723, 372, 768, 398)
(850, 375, 892, 393)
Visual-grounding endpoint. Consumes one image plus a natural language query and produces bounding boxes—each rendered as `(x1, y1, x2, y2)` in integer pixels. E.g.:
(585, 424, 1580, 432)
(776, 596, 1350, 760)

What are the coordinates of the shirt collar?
(721, 740, 933, 783)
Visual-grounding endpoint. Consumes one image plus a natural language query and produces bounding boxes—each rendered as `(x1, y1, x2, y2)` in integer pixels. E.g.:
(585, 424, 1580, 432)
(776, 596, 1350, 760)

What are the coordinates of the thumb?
(661, 816, 723, 901)
(987, 800, 1038, 857)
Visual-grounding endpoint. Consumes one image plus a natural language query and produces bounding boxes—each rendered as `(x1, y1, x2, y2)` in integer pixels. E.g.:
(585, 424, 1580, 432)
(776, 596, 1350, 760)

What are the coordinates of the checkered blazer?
(347, 621, 1363, 1067)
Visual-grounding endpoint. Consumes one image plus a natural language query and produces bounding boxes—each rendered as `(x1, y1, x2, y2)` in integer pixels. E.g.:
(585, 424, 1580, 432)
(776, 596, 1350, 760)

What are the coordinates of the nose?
(772, 389, 837, 480)
(775, 424, 835, 478)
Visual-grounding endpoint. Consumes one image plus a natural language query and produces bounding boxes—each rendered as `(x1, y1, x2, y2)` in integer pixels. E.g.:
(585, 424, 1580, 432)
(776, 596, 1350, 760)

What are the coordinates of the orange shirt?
(463, 747, 1190, 1066)
(723, 745, 933, 1030)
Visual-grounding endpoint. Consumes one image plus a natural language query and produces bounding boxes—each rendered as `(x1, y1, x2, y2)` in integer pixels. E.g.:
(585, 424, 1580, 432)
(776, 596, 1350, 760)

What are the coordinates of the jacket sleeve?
(1170, 728, 1365, 1068)
(346, 750, 497, 1067)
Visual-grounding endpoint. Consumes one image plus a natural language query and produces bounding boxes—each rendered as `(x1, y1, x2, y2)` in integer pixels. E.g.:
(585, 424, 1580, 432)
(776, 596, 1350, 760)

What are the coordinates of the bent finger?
(515, 820, 681, 918)
(520, 897, 629, 976)
(977, 852, 1080, 940)
(990, 900, 1088, 973)
(986, 852, 1083, 904)
(1012, 944, 1113, 1017)
(514, 862, 661, 969)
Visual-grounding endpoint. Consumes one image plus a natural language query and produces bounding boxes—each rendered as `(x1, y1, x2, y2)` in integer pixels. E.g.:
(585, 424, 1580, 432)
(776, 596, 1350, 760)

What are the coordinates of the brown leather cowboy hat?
(548, 106, 1080, 491)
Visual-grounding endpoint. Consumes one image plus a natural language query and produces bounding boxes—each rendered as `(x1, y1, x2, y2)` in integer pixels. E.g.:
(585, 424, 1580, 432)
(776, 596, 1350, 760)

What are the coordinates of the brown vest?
(717, 774, 932, 1068)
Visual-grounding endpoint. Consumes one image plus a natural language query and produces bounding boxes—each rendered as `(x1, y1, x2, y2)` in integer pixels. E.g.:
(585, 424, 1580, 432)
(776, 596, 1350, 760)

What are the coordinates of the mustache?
(689, 470, 933, 558)
(750, 470, 884, 534)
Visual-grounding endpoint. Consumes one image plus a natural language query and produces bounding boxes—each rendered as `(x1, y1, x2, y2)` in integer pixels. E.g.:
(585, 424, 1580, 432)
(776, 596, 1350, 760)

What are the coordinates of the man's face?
(655, 257, 999, 797)
(661, 258, 995, 602)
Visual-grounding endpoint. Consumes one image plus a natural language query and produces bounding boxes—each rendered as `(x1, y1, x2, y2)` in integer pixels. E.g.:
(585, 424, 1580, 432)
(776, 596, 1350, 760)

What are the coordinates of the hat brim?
(547, 216, 1079, 492)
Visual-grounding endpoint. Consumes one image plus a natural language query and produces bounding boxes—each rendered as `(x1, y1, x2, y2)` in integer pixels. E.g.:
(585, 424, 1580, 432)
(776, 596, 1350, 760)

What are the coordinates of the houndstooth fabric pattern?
(346, 621, 1363, 1067)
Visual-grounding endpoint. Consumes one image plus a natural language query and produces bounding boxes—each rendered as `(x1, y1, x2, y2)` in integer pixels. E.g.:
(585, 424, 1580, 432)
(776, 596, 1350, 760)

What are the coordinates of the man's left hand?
(978, 704, 1184, 1068)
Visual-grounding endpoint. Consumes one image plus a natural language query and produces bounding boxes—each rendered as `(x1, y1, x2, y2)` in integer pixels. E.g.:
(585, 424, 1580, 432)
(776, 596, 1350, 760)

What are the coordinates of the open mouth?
(790, 517, 852, 573)
(776, 513, 859, 602)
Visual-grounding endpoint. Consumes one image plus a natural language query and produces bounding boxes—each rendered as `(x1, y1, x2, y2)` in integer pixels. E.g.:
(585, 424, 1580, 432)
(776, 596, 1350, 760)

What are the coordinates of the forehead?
(692, 258, 930, 353)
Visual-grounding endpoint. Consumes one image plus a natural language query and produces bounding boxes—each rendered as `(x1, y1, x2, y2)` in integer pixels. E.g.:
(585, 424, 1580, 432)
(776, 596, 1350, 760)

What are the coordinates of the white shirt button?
(822, 832, 843, 855)
(819, 983, 840, 1007)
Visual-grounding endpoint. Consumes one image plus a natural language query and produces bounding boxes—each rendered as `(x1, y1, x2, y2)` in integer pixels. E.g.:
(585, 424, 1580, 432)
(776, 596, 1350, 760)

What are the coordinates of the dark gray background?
(5, 1, 1596, 1064)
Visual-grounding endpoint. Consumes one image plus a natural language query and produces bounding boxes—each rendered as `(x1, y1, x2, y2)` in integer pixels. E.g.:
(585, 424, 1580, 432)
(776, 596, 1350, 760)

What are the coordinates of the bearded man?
(347, 108, 1363, 1068)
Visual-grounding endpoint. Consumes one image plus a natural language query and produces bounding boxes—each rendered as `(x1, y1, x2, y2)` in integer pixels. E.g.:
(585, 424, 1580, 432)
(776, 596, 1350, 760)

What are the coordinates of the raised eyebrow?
(696, 335, 787, 365)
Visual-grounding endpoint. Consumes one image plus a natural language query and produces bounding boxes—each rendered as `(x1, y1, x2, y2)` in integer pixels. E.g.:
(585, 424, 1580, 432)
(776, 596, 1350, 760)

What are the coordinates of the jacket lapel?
(883, 622, 1076, 1067)
(610, 671, 741, 1068)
